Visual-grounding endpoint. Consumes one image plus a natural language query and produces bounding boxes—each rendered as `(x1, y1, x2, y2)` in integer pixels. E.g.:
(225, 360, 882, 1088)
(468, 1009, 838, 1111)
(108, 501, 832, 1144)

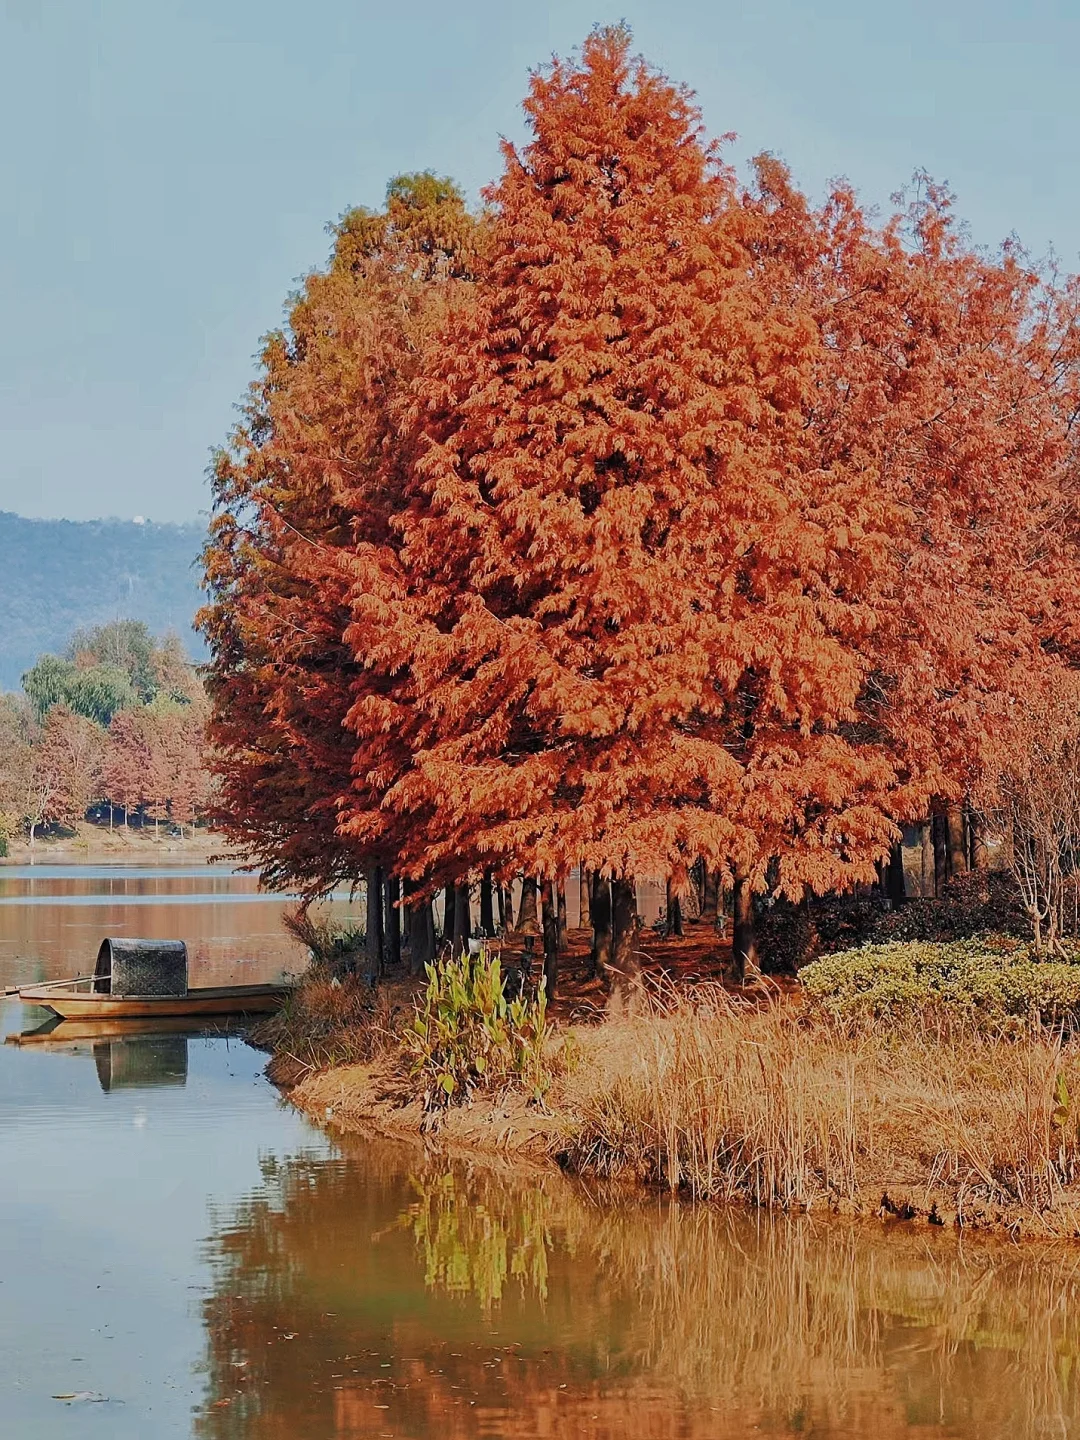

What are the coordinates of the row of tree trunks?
(376, 811, 994, 992)
(922, 799, 984, 897)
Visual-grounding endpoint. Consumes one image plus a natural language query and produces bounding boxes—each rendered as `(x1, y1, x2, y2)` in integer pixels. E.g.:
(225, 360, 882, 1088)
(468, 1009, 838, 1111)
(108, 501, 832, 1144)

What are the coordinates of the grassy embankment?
(258, 920, 1080, 1238)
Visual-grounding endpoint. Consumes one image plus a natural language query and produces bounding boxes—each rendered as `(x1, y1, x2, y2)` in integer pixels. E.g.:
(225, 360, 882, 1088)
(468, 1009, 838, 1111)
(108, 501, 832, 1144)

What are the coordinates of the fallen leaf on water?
(52, 1392, 108, 1404)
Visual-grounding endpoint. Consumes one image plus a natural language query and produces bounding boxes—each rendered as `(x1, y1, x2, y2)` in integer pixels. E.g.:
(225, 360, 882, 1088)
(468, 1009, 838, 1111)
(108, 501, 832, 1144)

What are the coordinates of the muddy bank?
(289, 1061, 569, 1165)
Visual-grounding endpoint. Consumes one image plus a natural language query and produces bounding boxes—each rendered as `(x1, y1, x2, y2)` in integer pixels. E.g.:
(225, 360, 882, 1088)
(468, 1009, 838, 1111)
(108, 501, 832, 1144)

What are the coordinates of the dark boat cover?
(93, 938, 188, 997)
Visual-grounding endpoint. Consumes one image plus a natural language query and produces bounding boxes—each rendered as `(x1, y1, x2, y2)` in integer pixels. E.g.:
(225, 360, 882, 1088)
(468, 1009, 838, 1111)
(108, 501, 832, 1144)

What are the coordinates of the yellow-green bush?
(801, 939, 1080, 1028)
(406, 947, 549, 1107)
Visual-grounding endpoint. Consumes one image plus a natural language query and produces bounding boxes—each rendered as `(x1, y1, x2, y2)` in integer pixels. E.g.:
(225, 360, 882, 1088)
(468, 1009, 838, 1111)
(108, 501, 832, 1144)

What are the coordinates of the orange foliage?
(199, 174, 479, 894)
(203, 26, 1080, 927)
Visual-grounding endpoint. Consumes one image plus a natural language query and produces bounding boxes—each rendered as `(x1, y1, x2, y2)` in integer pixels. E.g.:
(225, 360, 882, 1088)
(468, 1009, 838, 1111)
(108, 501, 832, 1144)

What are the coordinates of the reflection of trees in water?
(397, 1168, 563, 1307)
(198, 1137, 1080, 1440)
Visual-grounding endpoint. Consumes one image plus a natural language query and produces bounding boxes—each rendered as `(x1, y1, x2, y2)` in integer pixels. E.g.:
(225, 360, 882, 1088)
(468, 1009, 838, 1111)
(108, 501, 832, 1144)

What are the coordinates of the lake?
(3, 862, 1080, 1438)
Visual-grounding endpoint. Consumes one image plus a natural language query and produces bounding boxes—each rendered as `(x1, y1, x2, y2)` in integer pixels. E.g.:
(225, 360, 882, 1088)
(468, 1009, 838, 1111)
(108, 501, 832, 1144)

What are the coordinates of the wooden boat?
(7, 937, 290, 1021)
(12, 977, 289, 1020)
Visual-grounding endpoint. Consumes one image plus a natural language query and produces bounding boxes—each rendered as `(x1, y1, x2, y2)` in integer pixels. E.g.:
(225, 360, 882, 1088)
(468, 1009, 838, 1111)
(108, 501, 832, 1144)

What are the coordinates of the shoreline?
(254, 928, 1080, 1246)
(2, 825, 228, 865)
(271, 1047, 1080, 1245)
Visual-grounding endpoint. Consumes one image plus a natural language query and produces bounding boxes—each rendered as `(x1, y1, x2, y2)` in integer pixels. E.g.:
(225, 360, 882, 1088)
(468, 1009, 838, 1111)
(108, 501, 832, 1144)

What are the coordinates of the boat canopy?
(94, 939, 188, 998)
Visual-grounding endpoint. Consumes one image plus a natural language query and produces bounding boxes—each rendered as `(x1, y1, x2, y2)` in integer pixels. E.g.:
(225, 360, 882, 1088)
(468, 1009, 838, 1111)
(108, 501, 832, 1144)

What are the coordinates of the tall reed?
(562, 985, 1080, 1221)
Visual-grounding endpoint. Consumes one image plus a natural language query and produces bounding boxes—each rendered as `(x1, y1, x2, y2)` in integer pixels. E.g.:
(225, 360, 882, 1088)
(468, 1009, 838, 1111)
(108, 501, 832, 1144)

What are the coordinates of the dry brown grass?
(280, 905, 364, 971)
(254, 971, 411, 1084)
(266, 962, 1080, 1234)
(558, 984, 1080, 1229)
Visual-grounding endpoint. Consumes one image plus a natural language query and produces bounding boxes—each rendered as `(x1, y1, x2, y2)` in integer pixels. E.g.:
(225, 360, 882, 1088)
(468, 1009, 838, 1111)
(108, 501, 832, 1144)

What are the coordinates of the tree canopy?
(200, 26, 1080, 983)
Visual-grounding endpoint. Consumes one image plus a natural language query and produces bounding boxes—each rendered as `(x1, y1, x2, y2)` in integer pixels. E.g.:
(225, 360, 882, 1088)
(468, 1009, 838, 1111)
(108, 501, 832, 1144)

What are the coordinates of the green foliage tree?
(65, 665, 138, 726)
(23, 654, 136, 726)
(22, 655, 77, 720)
(68, 620, 158, 700)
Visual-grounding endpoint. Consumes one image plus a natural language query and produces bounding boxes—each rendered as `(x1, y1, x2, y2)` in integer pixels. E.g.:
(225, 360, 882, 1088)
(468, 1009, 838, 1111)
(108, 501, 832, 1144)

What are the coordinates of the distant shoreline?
(2, 823, 229, 866)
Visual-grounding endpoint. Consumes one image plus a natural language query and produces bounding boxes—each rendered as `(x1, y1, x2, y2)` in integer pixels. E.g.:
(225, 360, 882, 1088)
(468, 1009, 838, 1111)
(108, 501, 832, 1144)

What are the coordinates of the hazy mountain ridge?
(0, 512, 207, 689)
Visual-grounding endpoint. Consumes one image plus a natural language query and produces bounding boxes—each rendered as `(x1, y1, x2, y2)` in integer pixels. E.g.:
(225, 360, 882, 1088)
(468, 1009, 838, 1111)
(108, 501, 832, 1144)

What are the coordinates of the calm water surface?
(4, 865, 1080, 1438)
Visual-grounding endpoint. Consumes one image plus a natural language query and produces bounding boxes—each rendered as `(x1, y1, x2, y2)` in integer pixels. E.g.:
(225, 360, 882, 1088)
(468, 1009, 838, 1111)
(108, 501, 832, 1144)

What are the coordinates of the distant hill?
(0, 512, 208, 690)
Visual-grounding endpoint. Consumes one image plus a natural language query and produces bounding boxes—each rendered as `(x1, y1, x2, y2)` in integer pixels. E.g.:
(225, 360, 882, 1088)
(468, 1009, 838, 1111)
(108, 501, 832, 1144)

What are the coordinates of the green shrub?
(801, 938, 1080, 1029)
(406, 946, 549, 1107)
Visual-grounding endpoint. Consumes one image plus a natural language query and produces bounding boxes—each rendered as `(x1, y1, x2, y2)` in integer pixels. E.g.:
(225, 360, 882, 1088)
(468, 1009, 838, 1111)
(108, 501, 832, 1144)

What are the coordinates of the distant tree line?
(0, 620, 212, 847)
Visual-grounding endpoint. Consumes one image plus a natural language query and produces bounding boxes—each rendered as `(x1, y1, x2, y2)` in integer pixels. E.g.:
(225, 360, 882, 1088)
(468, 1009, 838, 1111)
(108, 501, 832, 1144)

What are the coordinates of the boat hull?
(16, 983, 289, 1020)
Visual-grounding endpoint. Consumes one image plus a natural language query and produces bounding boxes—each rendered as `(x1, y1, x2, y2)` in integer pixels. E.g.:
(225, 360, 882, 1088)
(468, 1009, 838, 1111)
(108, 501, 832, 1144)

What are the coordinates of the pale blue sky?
(2, 0, 1078, 522)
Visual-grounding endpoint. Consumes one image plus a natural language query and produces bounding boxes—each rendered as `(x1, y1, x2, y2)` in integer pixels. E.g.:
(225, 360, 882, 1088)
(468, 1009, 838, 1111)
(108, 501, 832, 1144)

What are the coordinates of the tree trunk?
(496, 884, 507, 931)
(731, 870, 759, 984)
(410, 899, 435, 975)
(479, 871, 495, 935)
(971, 811, 990, 871)
(452, 882, 470, 956)
(401, 881, 413, 948)
(384, 872, 401, 970)
(665, 876, 683, 936)
(885, 843, 906, 906)
(919, 819, 935, 899)
(701, 869, 721, 922)
(365, 865, 383, 980)
(442, 884, 456, 943)
(579, 867, 591, 928)
(557, 881, 567, 949)
(691, 858, 706, 917)
(516, 876, 538, 931)
(541, 877, 559, 997)
(609, 876, 640, 1003)
(590, 874, 612, 980)
(931, 806, 948, 897)
(945, 801, 968, 879)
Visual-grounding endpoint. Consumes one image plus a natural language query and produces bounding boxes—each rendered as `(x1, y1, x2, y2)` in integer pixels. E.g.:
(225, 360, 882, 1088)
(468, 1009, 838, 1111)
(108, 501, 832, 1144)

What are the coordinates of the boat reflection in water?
(4, 1016, 216, 1092)
(93, 1033, 188, 1091)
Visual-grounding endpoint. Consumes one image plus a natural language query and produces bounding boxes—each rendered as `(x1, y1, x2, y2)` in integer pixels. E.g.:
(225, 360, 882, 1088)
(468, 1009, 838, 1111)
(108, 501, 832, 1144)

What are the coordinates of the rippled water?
(4, 866, 1080, 1438)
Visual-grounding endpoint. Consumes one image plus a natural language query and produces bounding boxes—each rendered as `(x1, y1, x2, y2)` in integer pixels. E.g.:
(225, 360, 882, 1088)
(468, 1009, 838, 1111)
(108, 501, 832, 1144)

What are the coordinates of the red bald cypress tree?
(348, 28, 911, 988)
(745, 163, 1080, 820)
(200, 175, 477, 900)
